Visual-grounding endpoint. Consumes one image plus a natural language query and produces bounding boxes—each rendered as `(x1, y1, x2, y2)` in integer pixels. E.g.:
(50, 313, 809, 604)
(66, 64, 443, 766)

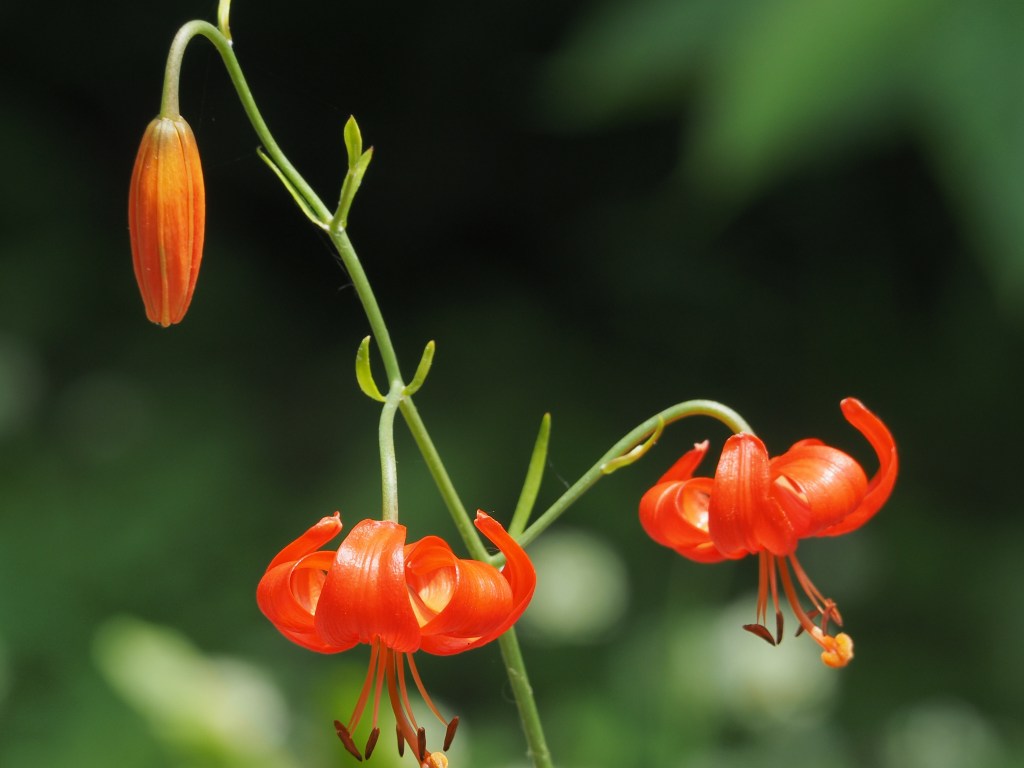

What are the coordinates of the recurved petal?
(408, 542, 513, 643)
(257, 551, 346, 653)
(709, 433, 795, 556)
(771, 444, 867, 537)
(266, 513, 343, 571)
(419, 512, 536, 656)
(475, 511, 535, 619)
(816, 398, 898, 537)
(315, 519, 422, 653)
(639, 477, 720, 553)
(656, 441, 710, 484)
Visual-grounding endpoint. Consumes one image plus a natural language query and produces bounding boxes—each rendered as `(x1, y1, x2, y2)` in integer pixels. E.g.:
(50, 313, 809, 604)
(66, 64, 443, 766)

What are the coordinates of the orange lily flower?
(639, 398, 897, 667)
(128, 115, 205, 327)
(257, 511, 535, 763)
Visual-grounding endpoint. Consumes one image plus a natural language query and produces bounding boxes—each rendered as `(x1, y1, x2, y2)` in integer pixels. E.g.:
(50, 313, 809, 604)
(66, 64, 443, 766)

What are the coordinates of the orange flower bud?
(128, 115, 205, 327)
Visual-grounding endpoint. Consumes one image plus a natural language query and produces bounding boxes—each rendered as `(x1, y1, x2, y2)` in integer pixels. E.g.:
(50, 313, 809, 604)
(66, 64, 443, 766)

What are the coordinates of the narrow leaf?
(355, 336, 386, 402)
(509, 413, 552, 537)
(257, 147, 326, 228)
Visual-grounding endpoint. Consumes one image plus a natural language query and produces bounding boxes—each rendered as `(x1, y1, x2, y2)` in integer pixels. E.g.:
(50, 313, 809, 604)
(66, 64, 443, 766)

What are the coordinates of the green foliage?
(543, 0, 1024, 308)
(2, 0, 1023, 766)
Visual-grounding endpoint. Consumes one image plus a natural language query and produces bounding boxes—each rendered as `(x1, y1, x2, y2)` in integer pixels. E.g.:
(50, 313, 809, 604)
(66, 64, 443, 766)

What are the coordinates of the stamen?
(755, 553, 771, 627)
(777, 557, 824, 639)
(423, 753, 450, 768)
(768, 556, 783, 644)
(742, 623, 777, 645)
(407, 652, 449, 726)
(788, 553, 830, 616)
(386, 651, 419, 757)
(397, 725, 405, 757)
(443, 717, 460, 751)
(347, 639, 382, 732)
(364, 727, 380, 760)
(334, 720, 363, 762)
(395, 653, 421, 733)
(815, 630, 854, 668)
(779, 557, 855, 667)
(369, 642, 388, 732)
(746, 554, 784, 644)
(417, 727, 428, 762)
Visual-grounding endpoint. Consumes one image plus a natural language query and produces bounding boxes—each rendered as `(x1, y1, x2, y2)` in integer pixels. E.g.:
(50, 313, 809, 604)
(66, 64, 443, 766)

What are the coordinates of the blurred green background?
(2, 0, 1022, 766)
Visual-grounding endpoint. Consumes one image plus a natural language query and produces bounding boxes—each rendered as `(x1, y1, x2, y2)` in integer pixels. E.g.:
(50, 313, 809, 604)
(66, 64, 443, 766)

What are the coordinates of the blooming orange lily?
(128, 114, 205, 327)
(639, 398, 896, 667)
(257, 510, 535, 763)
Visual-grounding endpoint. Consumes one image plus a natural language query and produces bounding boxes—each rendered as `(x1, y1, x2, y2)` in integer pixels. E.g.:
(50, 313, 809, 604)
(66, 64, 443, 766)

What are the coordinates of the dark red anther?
(364, 727, 380, 759)
(397, 725, 405, 757)
(743, 623, 777, 645)
(775, 609, 784, 645)
(334, 720, 364, 761)
(443, 717, 460, 751)
(416, 727, 427, 762)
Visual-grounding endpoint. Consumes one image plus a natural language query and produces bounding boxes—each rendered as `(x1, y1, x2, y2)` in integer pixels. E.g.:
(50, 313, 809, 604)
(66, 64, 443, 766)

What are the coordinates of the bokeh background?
(2, 0, 1023, 766)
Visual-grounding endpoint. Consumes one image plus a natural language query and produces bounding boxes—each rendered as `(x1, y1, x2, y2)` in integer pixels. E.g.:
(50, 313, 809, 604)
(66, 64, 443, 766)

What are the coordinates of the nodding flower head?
(257, 511, 535, 762)
(639, 398, 897, 667)
(129, 114, 205, 327)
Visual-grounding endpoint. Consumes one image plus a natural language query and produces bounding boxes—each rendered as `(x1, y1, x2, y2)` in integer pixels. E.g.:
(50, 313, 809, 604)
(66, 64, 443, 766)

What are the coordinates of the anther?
(443, 717, 460, 751)
(816, 630, 854, 668)
(364, 727, 380, 760)
(334, 720, 363, 761)
(775, 609, 784, 645)
(417, 727, 427, 762)
(742, 623, 777, 646)
(397, 725, 405, 757)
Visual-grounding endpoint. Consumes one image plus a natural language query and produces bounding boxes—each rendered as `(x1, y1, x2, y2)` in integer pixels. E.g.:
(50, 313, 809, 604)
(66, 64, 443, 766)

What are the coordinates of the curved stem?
(400, 399, 489, 561)
(325, 227, 489, 559)
(379, 382, 403, 522)
(328, 227, 402, 384)
(160, 20, 331, 223)
(515, 399, 752, 550)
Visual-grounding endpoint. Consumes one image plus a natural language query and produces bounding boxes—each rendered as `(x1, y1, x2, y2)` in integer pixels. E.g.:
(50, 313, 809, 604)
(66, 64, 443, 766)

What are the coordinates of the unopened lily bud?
(128, 115, 205, 327)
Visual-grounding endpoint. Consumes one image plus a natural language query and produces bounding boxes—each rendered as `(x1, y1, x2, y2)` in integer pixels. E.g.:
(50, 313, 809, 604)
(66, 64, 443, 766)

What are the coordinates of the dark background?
(2, 0, 1022, 766)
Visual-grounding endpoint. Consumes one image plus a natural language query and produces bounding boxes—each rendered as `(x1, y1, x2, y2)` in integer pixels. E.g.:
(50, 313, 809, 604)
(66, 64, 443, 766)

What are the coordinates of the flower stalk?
(133, 6, 880, 765)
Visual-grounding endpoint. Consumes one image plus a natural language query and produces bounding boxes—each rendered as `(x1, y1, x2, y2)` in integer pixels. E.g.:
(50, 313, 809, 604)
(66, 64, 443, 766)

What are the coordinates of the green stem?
(324, 228, 491, 558)
(379, 382, 403, 522)
(515, 399, 752, 550)
(327, 226, 402, 384)
(173, 18, 551, 761)
(160, 20, 330, 223)
(498, 628, 554, 768)
(400, 398, 489, 561)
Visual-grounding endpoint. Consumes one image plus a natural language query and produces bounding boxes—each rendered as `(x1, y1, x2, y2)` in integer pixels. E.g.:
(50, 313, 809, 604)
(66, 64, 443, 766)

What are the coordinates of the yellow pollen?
(813, 629, 854, 668)
(422, 752, 449, 768)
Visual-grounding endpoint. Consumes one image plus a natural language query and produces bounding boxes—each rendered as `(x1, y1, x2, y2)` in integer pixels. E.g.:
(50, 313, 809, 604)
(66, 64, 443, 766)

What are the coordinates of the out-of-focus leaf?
(539, 0, 745, 127)
(690, 0, 946, 198)
(94, 617, 297, 768)
(911, 0, 1024, 309)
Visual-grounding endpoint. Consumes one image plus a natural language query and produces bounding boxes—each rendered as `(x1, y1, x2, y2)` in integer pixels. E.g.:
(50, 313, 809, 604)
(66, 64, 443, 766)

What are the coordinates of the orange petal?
(709, 433, 794, 556)
(656, 440, 710, 483)
(816, 398, 898, 537)
(639, 477, 724, 559)
(266, 513, 342, 571)
(419, 512, 536, 655)
(409, 545, 513, 639)
(257, 551, 348, 653)
(771, 444, 867, 536)
(256, 515, 346, 652)
(315, 519, 421, 653)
